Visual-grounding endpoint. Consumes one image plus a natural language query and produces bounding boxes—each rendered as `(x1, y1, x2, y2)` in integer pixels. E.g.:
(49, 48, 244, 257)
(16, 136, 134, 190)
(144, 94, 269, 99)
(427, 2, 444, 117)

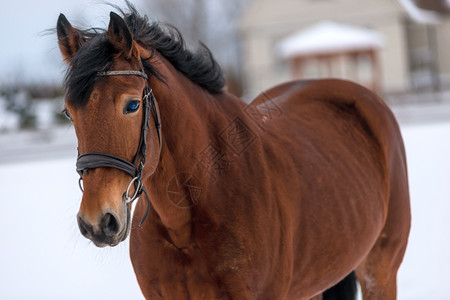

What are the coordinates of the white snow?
(397, 121, 450, 300)
(0, 157, 144, 299)
(277, 21, 384, 59)
(0, 114, 449, 299)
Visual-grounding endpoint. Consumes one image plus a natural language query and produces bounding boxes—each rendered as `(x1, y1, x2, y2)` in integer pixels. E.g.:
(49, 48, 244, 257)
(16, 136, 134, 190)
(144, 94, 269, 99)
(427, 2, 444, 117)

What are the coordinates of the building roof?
(398, 0, 441, 23)
(276, 21, 385, 59)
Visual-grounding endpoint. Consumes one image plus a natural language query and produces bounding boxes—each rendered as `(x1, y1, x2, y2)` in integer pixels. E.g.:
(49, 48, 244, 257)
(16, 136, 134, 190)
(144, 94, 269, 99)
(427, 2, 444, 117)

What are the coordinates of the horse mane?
(64, 2, 225, 106)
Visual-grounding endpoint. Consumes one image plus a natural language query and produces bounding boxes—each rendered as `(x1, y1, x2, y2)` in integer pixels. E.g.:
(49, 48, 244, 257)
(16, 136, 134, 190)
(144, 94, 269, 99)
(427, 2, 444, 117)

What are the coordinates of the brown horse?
(57, 5, 410, 300)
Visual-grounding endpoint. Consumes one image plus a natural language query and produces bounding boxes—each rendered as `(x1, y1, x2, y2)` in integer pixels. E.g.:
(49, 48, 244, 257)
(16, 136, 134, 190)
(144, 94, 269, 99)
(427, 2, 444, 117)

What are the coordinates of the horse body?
(57, 6, 410, 299)
(129, 54, 407, 299)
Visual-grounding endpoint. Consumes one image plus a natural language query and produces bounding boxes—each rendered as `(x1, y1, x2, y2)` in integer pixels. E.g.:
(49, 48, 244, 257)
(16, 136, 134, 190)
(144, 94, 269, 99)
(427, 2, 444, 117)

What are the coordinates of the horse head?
(57, 12, 161, 247)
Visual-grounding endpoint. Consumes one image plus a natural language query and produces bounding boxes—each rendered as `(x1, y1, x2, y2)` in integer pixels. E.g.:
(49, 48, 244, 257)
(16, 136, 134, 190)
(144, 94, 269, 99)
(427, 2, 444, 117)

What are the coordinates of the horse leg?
(355, 237, 403, 300)
(356, 219, 410, 299)
(356, 169, 410, 300)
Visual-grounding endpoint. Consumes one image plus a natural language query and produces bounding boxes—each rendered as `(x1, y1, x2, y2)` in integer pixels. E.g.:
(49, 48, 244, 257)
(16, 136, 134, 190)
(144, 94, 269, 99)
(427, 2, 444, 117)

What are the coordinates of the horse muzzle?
(77, 207, 130, 247)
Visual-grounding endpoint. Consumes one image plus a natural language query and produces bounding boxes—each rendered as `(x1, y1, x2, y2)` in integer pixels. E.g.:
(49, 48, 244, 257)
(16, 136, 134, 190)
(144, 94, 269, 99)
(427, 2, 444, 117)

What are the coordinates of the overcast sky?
(0, 0, 145, 85)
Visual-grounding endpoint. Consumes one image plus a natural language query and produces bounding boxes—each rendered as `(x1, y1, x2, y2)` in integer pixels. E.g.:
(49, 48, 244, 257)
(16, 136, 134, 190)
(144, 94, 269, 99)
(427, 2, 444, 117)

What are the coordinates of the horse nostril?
(77, 215, 92, 238)
(100, 213, 119, 236)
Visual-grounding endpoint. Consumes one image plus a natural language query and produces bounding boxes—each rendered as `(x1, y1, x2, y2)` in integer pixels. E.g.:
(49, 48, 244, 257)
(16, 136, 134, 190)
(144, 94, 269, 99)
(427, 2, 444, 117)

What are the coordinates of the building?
(239, 0, 450, 99)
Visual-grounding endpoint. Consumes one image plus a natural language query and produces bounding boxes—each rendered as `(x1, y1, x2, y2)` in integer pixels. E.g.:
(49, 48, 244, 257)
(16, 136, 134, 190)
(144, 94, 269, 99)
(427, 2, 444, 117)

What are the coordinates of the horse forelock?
(63, 2, 225, 106)
(64, 34, 111, 107)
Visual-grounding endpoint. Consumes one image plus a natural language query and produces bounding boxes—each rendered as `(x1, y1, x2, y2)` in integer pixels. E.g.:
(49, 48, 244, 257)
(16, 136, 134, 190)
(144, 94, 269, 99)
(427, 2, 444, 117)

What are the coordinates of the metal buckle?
(124, 176, 142, 204)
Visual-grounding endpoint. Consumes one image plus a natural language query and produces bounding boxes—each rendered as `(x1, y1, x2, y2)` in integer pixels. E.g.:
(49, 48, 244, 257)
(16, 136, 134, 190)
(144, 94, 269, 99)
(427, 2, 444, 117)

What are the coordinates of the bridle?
(75, 61, 161, 226)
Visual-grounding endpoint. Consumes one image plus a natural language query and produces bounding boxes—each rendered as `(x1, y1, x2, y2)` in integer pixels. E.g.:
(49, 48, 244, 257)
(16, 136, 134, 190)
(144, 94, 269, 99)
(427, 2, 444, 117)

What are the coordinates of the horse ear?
(57, 14, 82, 64)
(107, 12, 134, 58)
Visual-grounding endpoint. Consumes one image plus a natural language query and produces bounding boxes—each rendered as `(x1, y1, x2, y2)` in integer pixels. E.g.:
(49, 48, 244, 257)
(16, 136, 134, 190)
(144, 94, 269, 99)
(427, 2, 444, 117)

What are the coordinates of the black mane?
(64, 3, 225, 106)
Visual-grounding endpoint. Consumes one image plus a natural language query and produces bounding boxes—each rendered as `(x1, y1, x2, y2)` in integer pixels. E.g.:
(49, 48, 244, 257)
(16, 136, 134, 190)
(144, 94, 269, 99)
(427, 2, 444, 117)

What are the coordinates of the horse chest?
(130, 234, 249, 299)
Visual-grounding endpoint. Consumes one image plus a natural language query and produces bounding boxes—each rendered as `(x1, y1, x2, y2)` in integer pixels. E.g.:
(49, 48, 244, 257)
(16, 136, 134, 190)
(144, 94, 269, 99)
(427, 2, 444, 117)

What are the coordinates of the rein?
(75, 64, 161, 226)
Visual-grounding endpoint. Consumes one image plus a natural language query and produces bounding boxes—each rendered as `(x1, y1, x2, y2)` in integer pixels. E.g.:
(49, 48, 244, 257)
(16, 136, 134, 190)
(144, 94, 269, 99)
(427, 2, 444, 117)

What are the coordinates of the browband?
(97, 70, 148, 80)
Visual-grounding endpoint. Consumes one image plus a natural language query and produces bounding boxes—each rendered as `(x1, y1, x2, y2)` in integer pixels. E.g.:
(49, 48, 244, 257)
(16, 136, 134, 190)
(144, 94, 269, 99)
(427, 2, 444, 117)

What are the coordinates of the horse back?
(251, 78, 406, 189)
(253, 78, 408, 214)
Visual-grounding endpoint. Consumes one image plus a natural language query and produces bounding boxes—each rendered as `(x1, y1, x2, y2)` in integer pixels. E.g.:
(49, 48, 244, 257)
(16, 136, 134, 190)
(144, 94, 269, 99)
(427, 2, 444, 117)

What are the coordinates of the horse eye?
(124, 100, 140, 114)
(62, 108, 73, 122)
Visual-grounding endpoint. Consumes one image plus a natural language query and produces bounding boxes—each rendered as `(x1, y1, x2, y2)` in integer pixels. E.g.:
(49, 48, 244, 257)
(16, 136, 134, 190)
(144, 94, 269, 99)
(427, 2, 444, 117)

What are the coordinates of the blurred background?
(0, 0, 449, 299)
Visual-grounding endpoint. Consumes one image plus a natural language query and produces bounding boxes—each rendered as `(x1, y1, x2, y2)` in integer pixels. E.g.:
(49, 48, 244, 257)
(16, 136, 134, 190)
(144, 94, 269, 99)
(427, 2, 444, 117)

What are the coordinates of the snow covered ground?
(396, 121, 450, 300)
(0, 104, 449, 299)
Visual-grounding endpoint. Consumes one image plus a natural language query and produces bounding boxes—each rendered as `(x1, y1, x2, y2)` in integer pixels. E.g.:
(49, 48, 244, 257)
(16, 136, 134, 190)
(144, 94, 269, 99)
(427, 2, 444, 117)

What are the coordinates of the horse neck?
(143, 56, 245, 248)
